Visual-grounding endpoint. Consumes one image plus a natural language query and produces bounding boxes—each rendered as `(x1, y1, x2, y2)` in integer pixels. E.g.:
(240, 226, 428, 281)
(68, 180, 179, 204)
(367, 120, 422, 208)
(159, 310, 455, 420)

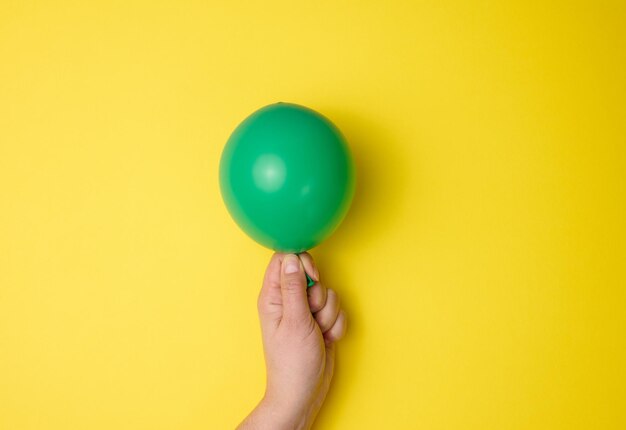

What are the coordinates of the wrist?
(258, 393, 312, 430)
(238, 394, 311, 430)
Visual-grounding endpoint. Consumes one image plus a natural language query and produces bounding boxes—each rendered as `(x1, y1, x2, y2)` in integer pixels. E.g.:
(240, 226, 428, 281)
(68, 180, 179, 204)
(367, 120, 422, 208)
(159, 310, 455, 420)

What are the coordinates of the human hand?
(237, 253, 347, 430)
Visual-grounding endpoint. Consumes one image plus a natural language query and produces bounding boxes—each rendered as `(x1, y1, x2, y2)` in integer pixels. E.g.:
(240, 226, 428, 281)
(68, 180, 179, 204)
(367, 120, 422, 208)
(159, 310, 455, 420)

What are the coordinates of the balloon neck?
(296, 252, 316, 288)
(305, 272, 315, 288)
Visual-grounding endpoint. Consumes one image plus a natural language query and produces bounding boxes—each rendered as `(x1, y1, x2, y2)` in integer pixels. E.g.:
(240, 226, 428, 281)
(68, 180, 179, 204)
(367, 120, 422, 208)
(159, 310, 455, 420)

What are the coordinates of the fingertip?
(281, 253, 301, 274)
(279, 254, 310, 320)
(297, 252, 320, 282)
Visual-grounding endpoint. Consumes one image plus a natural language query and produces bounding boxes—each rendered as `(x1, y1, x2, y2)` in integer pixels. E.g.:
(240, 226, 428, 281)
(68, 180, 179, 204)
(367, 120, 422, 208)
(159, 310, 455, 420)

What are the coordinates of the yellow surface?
(1, 1, 625, 429)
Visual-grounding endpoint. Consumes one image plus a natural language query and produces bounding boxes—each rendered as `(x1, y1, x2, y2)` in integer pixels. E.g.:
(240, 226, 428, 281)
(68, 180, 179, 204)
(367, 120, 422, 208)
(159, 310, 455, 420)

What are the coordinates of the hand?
(238, 253, 347, 430)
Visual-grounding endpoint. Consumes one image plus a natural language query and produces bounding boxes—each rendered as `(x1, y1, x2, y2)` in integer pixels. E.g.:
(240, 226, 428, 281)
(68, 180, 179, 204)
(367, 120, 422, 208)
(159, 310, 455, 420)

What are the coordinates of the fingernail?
(284, 255, 300, 274)
(312, 266, 320, 281)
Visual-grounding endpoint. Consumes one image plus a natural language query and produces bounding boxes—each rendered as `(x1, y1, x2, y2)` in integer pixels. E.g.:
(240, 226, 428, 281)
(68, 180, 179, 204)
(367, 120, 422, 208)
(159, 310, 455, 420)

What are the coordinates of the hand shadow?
(309, 107, 412, 427)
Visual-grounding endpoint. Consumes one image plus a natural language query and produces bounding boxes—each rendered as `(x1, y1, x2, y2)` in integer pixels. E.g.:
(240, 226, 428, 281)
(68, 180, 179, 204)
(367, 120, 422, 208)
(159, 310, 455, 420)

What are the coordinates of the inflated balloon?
(219, 102, 355, 277)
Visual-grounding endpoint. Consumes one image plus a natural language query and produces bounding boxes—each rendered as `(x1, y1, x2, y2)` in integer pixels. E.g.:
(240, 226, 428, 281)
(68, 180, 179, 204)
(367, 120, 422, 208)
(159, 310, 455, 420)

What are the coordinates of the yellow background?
(1, 1, 625, 429)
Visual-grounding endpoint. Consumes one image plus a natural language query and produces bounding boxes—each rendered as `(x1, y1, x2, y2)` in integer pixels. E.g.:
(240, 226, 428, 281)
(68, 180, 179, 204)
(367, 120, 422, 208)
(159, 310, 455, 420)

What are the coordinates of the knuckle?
(338, 311, 347, 330)
(317, 314, 333, 332)
(327, 288, 339, 307)
(309, 294, 323, 312)
(309, 300, 322, 313)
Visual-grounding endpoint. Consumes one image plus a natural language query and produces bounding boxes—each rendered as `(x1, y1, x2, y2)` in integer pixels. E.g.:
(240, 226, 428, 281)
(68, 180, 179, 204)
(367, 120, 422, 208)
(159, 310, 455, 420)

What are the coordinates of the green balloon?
(219, 102, 355, 253)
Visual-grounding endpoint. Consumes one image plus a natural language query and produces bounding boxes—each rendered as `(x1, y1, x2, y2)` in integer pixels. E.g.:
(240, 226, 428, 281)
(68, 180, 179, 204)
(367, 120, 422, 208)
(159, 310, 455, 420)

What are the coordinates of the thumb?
(280, 254, 310, 322)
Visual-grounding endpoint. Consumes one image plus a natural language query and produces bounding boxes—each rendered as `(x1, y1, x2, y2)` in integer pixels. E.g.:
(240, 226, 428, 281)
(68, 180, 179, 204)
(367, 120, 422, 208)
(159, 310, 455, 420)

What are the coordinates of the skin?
(237, 252, 347, 430)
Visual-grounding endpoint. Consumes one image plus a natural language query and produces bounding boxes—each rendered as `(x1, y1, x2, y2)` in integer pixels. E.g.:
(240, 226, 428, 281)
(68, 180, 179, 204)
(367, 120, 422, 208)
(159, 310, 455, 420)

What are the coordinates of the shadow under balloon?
(308, 107, 412, 428)
(312, 106, 411, 281)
